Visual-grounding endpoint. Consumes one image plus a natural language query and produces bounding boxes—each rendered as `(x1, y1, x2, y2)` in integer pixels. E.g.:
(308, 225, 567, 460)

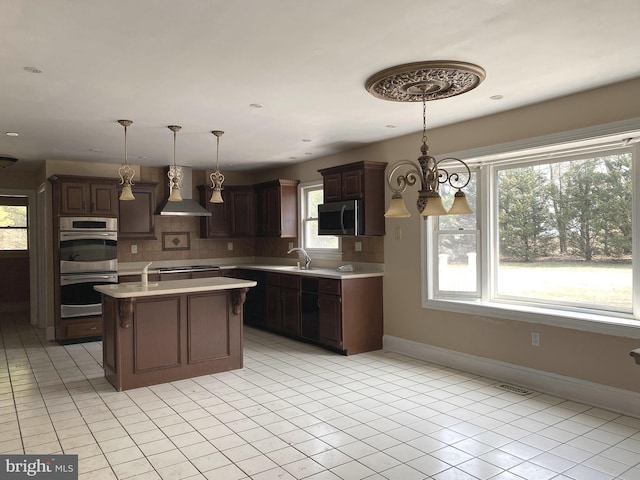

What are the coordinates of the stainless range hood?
(157, 166, 212, 216)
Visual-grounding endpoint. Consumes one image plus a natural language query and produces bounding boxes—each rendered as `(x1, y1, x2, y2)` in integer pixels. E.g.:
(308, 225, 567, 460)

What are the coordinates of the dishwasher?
(300, 277, 319, 341)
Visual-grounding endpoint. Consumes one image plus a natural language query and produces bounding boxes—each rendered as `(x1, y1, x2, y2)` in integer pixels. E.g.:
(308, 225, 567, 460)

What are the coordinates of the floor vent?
(494, 383, 535, 396)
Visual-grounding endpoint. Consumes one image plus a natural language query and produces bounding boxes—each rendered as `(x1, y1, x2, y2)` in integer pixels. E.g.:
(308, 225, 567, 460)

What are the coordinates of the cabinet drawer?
(318, 278, 341, 295)
(67, 320, 102, 338)
(280, 274, 301, 290)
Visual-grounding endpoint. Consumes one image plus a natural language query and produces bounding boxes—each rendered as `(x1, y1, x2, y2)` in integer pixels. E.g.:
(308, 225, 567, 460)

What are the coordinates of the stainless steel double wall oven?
(59, 217, 118, 319)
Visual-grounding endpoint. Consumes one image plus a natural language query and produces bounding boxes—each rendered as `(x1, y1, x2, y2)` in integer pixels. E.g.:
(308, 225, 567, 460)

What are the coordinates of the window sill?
(423, 298, 640, 339)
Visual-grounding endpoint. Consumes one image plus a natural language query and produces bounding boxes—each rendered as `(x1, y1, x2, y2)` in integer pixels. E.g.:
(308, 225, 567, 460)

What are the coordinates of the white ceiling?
(2, 0, 640, 173)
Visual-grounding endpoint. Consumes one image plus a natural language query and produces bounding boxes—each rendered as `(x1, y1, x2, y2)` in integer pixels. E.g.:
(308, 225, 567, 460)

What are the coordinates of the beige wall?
(287, 77, 640, 393)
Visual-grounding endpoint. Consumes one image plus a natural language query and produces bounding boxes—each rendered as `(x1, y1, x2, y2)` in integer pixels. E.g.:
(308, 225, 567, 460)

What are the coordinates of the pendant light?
(167, 125, 183, 202)
(209, 130, 225, 203)
(117, 120, 135, 201)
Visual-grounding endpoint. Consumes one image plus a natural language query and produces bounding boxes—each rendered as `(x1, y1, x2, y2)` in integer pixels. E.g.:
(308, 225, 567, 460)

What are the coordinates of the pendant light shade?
(209, 130, 225, 203)
(117, 119, 135, 201)
(167, 125, 183, 202)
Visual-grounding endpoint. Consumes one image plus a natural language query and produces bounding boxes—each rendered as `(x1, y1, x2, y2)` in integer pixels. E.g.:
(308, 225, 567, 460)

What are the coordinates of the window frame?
(298, 181, 341, 259)
(422, 121, 640, 337)
(0, 197, 29, 252)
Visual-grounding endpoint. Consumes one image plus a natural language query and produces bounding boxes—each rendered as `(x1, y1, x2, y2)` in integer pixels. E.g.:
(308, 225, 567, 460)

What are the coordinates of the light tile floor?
(1, 310, 640, 480)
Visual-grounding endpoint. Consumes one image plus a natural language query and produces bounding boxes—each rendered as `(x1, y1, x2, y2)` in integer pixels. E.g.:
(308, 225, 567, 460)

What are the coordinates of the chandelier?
(365, 61, 485, 217)
(117, 120, 135, 201)
(167, 125, 183, 202)
(209, 130, 225, 203)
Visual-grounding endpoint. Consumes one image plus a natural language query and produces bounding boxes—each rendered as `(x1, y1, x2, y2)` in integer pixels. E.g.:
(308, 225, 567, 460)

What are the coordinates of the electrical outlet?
(396, 227, 402, 240)
(131, 244, 137, 254)
(355, 241, 362, 252)
(288, 242, 294, 250)
(227, 242, 233, 251)
(531, 332, 540, 347)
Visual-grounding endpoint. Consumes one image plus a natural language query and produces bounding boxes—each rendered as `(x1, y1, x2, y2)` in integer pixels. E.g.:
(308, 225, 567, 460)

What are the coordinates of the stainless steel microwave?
(318, 200, 364, 236)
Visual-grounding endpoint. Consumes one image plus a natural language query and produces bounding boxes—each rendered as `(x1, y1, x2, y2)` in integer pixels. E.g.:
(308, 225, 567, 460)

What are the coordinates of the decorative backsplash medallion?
(162, 232, 191, 251)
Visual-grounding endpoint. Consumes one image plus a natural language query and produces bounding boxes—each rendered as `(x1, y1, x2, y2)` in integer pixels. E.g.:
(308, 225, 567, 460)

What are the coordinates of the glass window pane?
(305, 220, 339, 249)
(307, 189, 323, 218)
(0, 229, 28, 250)
(496, 153, 632, 311)
(0, 205, 27, 227)
(437, 233, 477, 292)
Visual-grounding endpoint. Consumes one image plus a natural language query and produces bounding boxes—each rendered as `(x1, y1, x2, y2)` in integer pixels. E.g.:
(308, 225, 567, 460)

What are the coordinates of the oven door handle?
(61, 274, 118, 282)
(60, 232, 117, 239)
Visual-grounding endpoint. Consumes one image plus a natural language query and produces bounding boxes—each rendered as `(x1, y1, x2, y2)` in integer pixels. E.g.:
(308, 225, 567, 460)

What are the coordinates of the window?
(0, 197, 29, 251)
(426, 131, 639, 332)
(300, 182, 339, 252)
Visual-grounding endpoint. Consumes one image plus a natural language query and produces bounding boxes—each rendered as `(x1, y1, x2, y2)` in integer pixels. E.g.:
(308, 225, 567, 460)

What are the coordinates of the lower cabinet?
(266, 273, 301, 336)
(257, 272, 382, 355)
(58, 316, 102, 340)
(318, 279, 343, 349)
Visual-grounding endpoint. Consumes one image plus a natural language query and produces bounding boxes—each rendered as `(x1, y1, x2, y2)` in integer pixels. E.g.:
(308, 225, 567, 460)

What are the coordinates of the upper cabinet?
(50, 175, 119, 217)
(255, 179, 299, 237)
(318, 161, 387, 236)
(118, 182, 157, 239)
(197, 185, 256, 238)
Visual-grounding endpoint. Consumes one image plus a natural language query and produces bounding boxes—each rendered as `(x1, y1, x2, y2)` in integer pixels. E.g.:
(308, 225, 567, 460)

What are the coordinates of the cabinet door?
(323, 173, 342, 202)
(60, 182, 90, 215)
(263, 185, 281, 236)
(265, 284, 282, 331)
(118, 184, 156, 239)
(197, 185, 229, 238)
(281, 287, 301, 336)
(91, 183, 118, 216)
(229, 189, 256, 237)
(319, 294, 342, 348)
(341, 169, 363, 200)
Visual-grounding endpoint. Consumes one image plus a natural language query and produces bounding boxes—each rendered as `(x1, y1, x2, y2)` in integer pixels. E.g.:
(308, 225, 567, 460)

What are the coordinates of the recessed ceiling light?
(305, 152, 313, 156)
(137, 156, 148, 159)
(23, 66, 42, 74)
(6, 132, 19, 137)
(289, 156, 297, 160)
(302, 139, 311, 142)
(249, 103, 263, 108)
(0, 156, 18, 168)
(89, 148, 100, 152)
(490, 95, 504, 100)
(386, 124, 397, 129)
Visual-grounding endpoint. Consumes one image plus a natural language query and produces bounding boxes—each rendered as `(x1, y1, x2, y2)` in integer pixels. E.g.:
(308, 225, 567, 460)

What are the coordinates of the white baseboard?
(383, 335, 640, 419)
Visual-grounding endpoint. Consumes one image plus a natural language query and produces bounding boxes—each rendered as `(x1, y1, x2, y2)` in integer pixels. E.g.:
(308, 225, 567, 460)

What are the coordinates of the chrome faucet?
(287, 247, 311, 270)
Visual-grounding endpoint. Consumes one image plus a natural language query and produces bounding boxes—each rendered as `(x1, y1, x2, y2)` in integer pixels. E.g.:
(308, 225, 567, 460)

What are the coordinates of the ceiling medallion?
(365, 61, 486, 102)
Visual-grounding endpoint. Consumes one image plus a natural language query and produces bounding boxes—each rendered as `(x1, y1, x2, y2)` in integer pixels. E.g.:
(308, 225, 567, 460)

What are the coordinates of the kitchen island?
(95, 277, 256, 391)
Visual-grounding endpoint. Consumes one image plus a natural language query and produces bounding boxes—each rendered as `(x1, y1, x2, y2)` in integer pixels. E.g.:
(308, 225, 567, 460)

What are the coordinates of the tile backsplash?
(117, 216, 384, 264)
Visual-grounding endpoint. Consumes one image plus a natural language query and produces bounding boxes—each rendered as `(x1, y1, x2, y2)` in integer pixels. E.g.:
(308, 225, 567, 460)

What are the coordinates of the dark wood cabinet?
(197, 185, 256, 238)
(229, 269, 266, 327)
(317, 276, 383, 354)
(265, 273, 301, 335)
(318, 161, 387, 236)
(118, 182, 157, 239)
(227, 186, 256, 237)
(51, 175, 119, 217)
(255, 179, 299, 237)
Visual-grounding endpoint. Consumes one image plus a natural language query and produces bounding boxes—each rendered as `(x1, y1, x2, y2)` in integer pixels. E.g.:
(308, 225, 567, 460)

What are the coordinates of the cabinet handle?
(89, 326, 97, 331)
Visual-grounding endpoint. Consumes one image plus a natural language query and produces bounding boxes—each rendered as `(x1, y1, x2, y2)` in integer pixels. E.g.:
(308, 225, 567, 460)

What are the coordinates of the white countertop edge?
(239, 265, 384, 279)
(95, 277, 257, 298)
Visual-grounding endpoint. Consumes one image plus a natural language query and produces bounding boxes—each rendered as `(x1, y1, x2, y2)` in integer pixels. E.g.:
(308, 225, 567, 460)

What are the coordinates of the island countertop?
(95, 277, 257, 298)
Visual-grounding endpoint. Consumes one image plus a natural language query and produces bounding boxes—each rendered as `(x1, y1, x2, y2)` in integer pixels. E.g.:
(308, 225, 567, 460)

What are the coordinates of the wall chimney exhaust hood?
(157, 166, 211, 216)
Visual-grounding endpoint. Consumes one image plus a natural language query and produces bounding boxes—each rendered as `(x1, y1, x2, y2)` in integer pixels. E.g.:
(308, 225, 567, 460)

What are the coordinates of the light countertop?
(95, 277, 257, 299)
(118, 261, 384, 280)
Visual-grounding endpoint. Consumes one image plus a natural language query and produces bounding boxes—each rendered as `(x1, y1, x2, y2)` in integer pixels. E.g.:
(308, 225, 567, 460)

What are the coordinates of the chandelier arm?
(436, 157, 472, 190)
(386, 160, 423, 195)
